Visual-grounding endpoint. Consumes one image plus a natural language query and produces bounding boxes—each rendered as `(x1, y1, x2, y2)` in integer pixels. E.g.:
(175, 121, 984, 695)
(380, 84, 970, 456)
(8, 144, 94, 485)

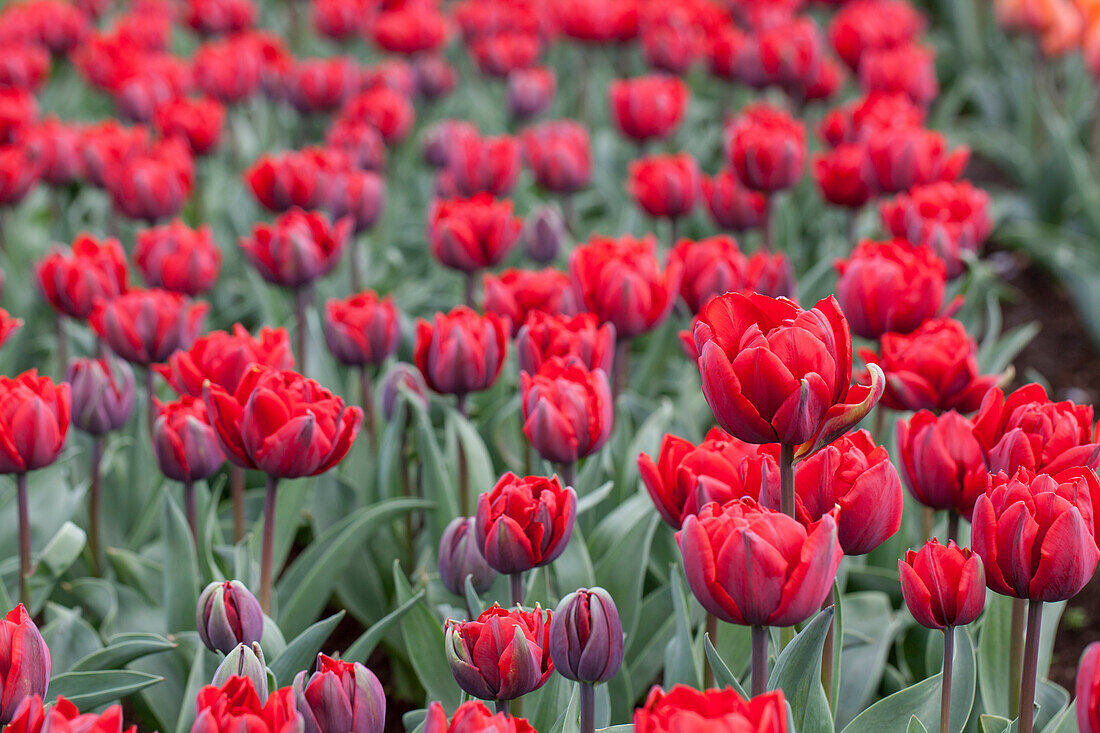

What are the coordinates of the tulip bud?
(414, 307, 509, 397)
(725, 103, 806, 193)
(196, 580, 265, 655)
(438, 517, 496, 596)
(507, 67, 556, 121)
(1078, 642, 1100, 733)
(380, 362, 429, 421)
(896, 410, 987, 519)
(521, 121, 591, 195)
(421, 120, 479, 170)
(292, 653, 385, 733)
(475, 473, 577, 575)
(153, 397, 226, 483)
(520, 358, 613, 465)
(609, 76, 687, 142)
(66, 357, 135, 436)
(523, 206, 566, 264)
(212, 643, 269, 701)
(0, 371, 71, 474)
(414, 54, 457, 101)
(445, 604, 554, 701)
(549, 588, 623, 684)
(899, 539, 985, 630)
(627, 153, 700, 220)
(0, 604, 50, 725)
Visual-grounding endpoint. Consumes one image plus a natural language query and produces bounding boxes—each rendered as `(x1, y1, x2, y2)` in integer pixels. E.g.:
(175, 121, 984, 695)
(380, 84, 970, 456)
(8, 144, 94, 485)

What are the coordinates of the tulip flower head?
(152, 396, 226, 484)
(0, 371, 71, 475)
(423, 700, 537, 733)
(725, 103, 806, 193)
(475, 473, 577, 574)
(549, 587, 624, 684)
(899, 539, 986, 630)
(608, 75, 688, 143)
(90, 289, 209, 367)
(323, 291, 401, 367)
(196, 580, 264, 655)
(36, 234, 129, 321)
(427, 195, 523, 275)
(634, 685, 789, 733)
(520, 357, 613, 465)
(192, 675, 303, 733)
(414, 307, 509, 397)
(438, 516, 497, 596)
(66, 357, 135, 436)
(896, 410, 987, 519)
(292, 653, 386, 733)
(1078, 642, 1100, 733)
(0, 605, 50, 725)
(133, 220, 223, 296)
(515, 312, 616, 376)
(445, 604, 554, 702)
(157, 324, 294, 398)
(239, 208, 351, 290)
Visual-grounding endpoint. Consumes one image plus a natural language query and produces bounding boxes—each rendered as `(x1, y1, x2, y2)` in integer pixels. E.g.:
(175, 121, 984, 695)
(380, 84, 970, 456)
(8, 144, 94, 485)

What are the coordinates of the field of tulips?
(5, 0, 1100, 731)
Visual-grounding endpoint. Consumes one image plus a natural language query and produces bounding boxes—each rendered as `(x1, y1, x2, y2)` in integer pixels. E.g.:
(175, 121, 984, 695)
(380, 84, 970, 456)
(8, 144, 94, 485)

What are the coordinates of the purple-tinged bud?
(212, 642, 269, 700)
(438, 517, 497, 596)
(0, 604, 50, 725)
(380, 362, 429, 421)
(523, 205, 566, 264)
(66, 357, 135, 436)
(196, 580, 265, 655)
(152, 396, 226, 483)
(292, 653, 386, 733)
(507, 67, 556, 121)
(549, 587, 623, 684)
(421, 120, 479, 169)
(414, 54, 457, 101)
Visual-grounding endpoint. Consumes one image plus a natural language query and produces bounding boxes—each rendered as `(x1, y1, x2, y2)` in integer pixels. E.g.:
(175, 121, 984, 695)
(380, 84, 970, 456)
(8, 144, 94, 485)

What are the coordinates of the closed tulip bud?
(693, 293, 884, 455)
(880, 181, 992, 279)
(414, 54, 457, 101)
(197, 580, 264, 655)
(1078, 643, 1100, 733)
(445, 133, 521, 197)
(36, 235, 129, 321)
(475, 473, 577, 574)
(90, 289, 209, 367)
(0, 371, 71, 474)
(133, 220, 223, 296)
(507, 67, 556, 121)
(428, 195, 522, 274)
(860, 318, 999, 414)
(414, 307, 509, 397)
(634, 686, 789, 733)
(66, 357, 135, 436)
(483, 269, 578, 334)
(520, 358, 613, 465)
(0, 605, 50, 725)
(972, 468, 1100, 601)
(380, 363, 429, 421)
(725, 104, 806, 193)
(549, 587, 623, 684)
(515, 312, 615, 376)
(323, 292, 400, 367)
(439, 517, 497, 596)
(325, 169, 385, 235)
(972, 383, 1100, 477)
(445, 604, 554, 701)
(423, 700, 537, 733)
(899, 539, 985, 630)
(609, 76, 688, 142)
(679, 498, 843, 627)
(522, 205, 566, 264)
(570, 235, 682, 340)
(212, 643, 269, 701)
(628, 153, 699, 220)
(153, 397, 226, 483)
(292, 654, 385, 733)
(240, 209, 351, 289)
(835, 239, 946, 339)
(701, 169, 769, 233)
(896, 410, 987, 519)
(639, 428, 780, 530)
(421, 120, 479, 170)
(521, 121, 591, 195)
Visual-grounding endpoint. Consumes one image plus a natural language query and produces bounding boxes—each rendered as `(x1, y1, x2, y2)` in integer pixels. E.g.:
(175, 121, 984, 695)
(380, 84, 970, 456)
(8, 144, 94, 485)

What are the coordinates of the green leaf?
(907, 716, 929, 733)
(343, 588, 426, 664)
(393, 561, 461, 711)
(48, 670, 164, 709)
(268, 611, 345, 686)
(978, 714, 1012, 733)
(412, 399, 459, 542)
(663, 566, 701, 689)
(174, 642, 212, 733)
(163, 493, 200, 634)
(552, 525, 595, 599)
(275, 497, 432, 637)
(768, 608, 835, 733)
(704, 634, 748, 698)
(70, 633, 177, 672)
(837, 592, 905, 728)
(978, 595, 1013, 718)
(841, 627, 976, 733)
(591, 494, 660, 649)
(42, 604, 103, 674)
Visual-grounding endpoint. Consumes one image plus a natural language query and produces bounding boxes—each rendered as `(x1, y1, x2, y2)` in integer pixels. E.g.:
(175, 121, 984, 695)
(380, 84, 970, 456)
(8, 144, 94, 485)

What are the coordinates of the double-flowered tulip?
(423, 701, 536, 733)
(415, 307, 509, 398)
(520, 358, 613, 466)
(445, 604, 554, 702)
(515, 312, 615, 376)
(725, 103, 806, 193)
(90, 289, 209, 367)
(475, 473, 577, 575)
(438, 517, 497, 597)
(292, 654, 386, 733)
(609, 76, 688, 143)
(158, 325, 294, 397)
(896, 410, 987, 519)
(899, 539, 986, 630)
(634, 686, 788, 733)
(36, 234, 129, 321)
(239, 209, 350, 289)
(133, 220, 222, 297)
(428, 195, 522, 275)
(323, 292, 400, 367)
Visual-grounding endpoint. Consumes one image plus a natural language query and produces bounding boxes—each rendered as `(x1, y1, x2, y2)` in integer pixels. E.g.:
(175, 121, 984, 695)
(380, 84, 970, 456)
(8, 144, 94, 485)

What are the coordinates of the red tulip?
(860, 318, 998, 413)
(761, 429, 903, 555)
(445, 133, 521, 197)
(628, 153, 699, 220)
(244, 148, 347, 213)
(413, 54, 458, 101)
(152, 396, 225, 483)
(185, 0, 257, 35)
(67, 357, 136, 436)
(0, 605, 50, 724)
(291, 654, 385, 733)
(482, 268, 578, 332)
(1078, 642, 1100, 733)
(203, 366, 362, 479)
(677, 498, 842, 627)
(515, 312, 616, 376)
(323, 291, 401, 367)
(702, 169, 769, 232)
(812, 143, 875, 209)
(692, 292, 884, 454)
(427, 195, 522, 274)
(521, 120, 591, 195)
(507, 67, 556, 121)
(0, 144, 39, 207)
(469, 31, 542, 78)
(421, 119, 480, 170)
(669, 235, 794, 313)
(339, 86, 415, 145)
(360, 59, 418, 99)
(0, 44, 49, 92)
(880, 181, 992, 278)
(153, 97, 226, 156)
(972, 383, 1100, 476)
(414, 307, 509, 396)
(157, 325, 294, 397)
(423, 701, 537, 733)
(193, 676, 302, 733)
(325, 168, 385, 235)
(239, 209, 351, 289)
(557, 0, 639, 43)
(91, 289, 209, 367)
(738, 16, 825, 93)
(834, 238, 946, 339)
(828, 0, 925, 70)
(972, 468, 1100, 601)
(193, 37, 263, 104)
(9, 695, 138, 733)
(0, 371, 70, 474)
(634, 686, 788, 733)
(370, 5, 449, 55)
(896, 410, 988, 519)
(725, 103, 806, 193)
(0, 88, 36, 145)
(859, 42, 938, 107)
(284, 57, 360, 115)
(865, 126, 969, 195)
(638, 428, 780, 530)
(79, 120, 149, 189)
(819, 92, 925, 148)
(445, 604, 554, 701)
(21, 117, 82, 186)
(899, 539, 986, 630)
(325, 118, 386, 172)
(105, 138, 194, 223)
(475, 473, 577, 574)
(569, 234, 682, 339)
(641, 7, 704, 75)
(133, 220, 222, 296)
(608, 75, 688, 143)
(520, 357, 613, 464)
(36, 235, 129, 321)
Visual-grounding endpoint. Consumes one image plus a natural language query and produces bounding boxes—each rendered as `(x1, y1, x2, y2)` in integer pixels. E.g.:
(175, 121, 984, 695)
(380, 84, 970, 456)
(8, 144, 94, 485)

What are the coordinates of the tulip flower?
(813, 143, 876, 213)
(702, 170, 769, 234)
(185, 0, 257, 35)
(153, 96, 226, 157)
(197, 580, 264, 656)
(193, 37, 264, 105)
(608, 76, 688, 144)
(9, 696, 136, 733)
(522, 205, 567, 264)
(284, 57, 359, 115)
(153, 397, 226, 539)
(421, 120, 479, 170)
(371, 5, 449, 55)
(192, 676, 302, 732)
(483, 269, 578, 334)
(326, 119, 386, 172)
(1078, 642, 1100, 733)
(444, 134, 521, 198)
(212, 643, 269, 701)
(865, 126, 969, 196)
(413, 54, 457, 101)
(292, 653, 385, 733)
(0, 605, 50, 724)
(438, 517, 497, 609)
(515, 312, 616, 377)
(475, 473, 577, 604)
(549, 587, 623, 733)
(634, 685, 789, 732)
(423, 700, 537, 733)
(380, 363, 429, 421)
(22, 117, 82, 188)
(445, 604, 554, 709)
(133, 220, 223, 296)
(627, 153, 699, 242)
(414, 307, 509, 408)
(428, 195, 523, 305)
(669, 236, 794, 314)
(204, 366, 363, 610)
(104, 139, 194, 224)
(521, 120, 591, 198)
(508, 67, 556, 121)
(339, 86, 416, 146)
(244, 149, 342, 213)
(881, 181, 991, 278)
(828, 0, 925, 70)
(520, 358, 613, 477)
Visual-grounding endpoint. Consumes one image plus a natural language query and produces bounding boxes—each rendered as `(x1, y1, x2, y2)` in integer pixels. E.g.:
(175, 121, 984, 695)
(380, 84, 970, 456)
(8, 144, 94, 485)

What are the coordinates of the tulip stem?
(56, 316, 68, 378)
(359, 365, 377, 446)
(946, 512, 960, 543)
(496, 699, 510, 717)
(847, 209, 860, 251)
(17, 473, 31, 604)
(464, 272, 476, 309)
(822, 590, 835, 709)
(612, 339, 630, 398)
(579, 682, 595, 733)
(941, 625, 955, 733)
(751, 625, 769, 696)
(231, 465, 246, 542)
(88, 437, 104, 577)
(557, 461, 576, 489)
(561, 195, 576, 238)
(922, 507, 935, 543)
(349, 238, 363, 293)
(295, 287, 310, 377)
(761, 196, 774, 252)
(510, 572, 525, 608)
(667, 218, 679, 251)
(704, 613, 718, 688)
(779, 443, 795, 518)
(259, 475, 279, 613)
(1018, 600, 1043, 733)
(184, 480, 197, 546)
(1009, 597, 1027, 719)
(145, 368, 157, 438)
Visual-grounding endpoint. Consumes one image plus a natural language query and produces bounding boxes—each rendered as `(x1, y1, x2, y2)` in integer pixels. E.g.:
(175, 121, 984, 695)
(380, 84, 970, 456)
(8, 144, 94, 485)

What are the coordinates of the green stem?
(495, 699, 511, 717)
(822, 589, 835, 709)
(941, 626, 955, 733)
(295, 286, 310, 377)
(1018, 601, 1043, 733)
(184, 481, 197, 547)
(780, 444, 795, 518)
(704, 613, 718, 688)
(579, 682, 595, 733)
(1009, 598, 1027, 719)
(88, 438, 104, 576)
(751, 625, 769, 696)
(946, 512, 960, 543)
(17, 473, 31, 604)
(231, 465, 246, 542)
(510, 572, 525, 608)
(360, 365, 377, 446)
(259, 475, 279, 613)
